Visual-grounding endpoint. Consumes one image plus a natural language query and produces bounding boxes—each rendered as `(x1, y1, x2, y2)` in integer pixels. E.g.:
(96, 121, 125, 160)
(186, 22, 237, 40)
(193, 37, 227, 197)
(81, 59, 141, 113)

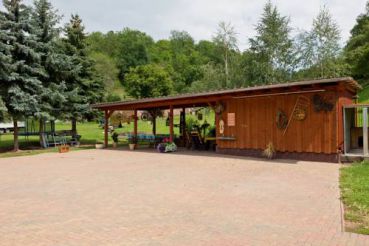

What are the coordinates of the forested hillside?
(86, 1, 369, 102)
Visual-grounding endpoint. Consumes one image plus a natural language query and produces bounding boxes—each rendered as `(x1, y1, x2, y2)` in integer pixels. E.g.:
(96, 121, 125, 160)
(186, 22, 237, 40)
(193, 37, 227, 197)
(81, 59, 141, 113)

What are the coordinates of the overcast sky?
(20, 0, 369, 49)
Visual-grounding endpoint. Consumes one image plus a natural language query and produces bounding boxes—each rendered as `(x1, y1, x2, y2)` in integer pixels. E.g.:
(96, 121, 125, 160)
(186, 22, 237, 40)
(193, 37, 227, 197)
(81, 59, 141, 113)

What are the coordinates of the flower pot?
(95, 143, 104, 149)
(58, 145, 70, 153)
(157, 144, 166, 153)
(112, 142, 118, 148)
(129, 144, 136, 150)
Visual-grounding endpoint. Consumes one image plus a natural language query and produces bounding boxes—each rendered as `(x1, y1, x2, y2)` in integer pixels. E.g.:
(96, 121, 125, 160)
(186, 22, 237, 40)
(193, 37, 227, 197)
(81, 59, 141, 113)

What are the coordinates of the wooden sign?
(227, 113, 235, 126)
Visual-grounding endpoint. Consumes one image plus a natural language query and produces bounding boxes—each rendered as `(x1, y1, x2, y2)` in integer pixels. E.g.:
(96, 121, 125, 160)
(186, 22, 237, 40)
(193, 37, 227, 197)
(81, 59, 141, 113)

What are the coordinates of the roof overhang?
(92, 77, 361, 111)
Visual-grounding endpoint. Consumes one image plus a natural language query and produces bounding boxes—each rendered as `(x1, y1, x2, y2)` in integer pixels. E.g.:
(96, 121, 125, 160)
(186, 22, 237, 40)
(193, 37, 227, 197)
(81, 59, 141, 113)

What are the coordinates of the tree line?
(1, 0, 369, 151)
(87, 1, 369, 101)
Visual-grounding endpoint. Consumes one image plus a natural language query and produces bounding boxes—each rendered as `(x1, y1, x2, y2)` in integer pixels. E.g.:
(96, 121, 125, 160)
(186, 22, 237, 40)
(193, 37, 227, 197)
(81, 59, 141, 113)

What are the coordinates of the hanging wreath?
(141, 112, 153, 121)
(276, 110, 288, 130)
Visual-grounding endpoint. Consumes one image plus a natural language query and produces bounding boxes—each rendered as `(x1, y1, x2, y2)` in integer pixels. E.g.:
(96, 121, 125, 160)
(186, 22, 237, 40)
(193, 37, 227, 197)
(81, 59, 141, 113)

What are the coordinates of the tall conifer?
(0, 0, 44, 151)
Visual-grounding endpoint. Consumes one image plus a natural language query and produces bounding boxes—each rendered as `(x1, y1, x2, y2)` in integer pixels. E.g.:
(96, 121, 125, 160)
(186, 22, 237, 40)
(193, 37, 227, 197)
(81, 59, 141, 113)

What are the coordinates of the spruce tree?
(31, 0, 71, 146)
(0, 8, 13, 84)
(62, 15, 104, 135)
(0, 98, 7, 122)
(0, 9, 11, 120)
(0, 0, 44, 151)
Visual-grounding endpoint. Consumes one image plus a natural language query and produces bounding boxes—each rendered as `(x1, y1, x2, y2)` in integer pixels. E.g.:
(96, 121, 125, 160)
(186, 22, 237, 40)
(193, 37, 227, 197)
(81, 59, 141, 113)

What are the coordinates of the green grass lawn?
(340, 161, 369, 235)
(0, 111, 215, 158)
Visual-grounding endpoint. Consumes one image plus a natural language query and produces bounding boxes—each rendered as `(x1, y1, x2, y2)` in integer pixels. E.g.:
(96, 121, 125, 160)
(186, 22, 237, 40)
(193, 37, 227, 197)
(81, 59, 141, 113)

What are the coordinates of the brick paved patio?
(0, 149, 368, 245)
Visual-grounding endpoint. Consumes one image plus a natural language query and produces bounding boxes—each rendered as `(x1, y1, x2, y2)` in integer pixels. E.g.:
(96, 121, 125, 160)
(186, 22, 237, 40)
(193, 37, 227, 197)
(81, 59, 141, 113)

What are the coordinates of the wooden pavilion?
(92, 77, 361, 162)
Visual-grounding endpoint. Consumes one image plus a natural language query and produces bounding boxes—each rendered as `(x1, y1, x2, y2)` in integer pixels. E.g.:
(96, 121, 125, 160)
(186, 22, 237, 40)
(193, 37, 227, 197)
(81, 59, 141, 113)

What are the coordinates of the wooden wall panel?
(336, 88, 355, 151)
(217, 91, 339, 154)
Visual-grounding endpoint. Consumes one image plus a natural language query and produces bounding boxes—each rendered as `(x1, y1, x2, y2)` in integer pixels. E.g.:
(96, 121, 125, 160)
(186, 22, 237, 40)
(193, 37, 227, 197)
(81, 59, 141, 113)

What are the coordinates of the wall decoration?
(293, 108, 306, 121)
(214, 102, 225, 115)
(227, 113, 236, 126)
(276, 110, 288, 130)
(283, 96, 310, 135)
(292, 96, 309, 121)
(141, 112, 152, 121)
(312, 94, 334, 112)
(219, 119, 225, 135)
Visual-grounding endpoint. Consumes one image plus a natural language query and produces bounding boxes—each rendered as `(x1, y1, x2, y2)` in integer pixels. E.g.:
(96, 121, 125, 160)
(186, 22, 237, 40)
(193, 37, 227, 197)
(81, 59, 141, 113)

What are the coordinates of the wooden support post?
(170, 105, 174, 142)
(152, 115, 156, 136)
(134, 109, 138, 140)
(104, 110, 109, 148)
(363, 107, 368, 156)
(182, 108, 186, 137)
(214, 103, 219, 151)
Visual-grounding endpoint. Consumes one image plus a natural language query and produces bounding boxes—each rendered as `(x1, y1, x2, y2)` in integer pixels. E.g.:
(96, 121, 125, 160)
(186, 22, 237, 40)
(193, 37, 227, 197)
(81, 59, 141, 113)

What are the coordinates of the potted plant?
(129, 136, 137, 150)
(157, 138, 177, 153)
(157, 142, 166, 153)
(111, 132, 119, 148)
(262, 142, 276, 159)
(157, 137, 169, 153)
(95, 140, 104, 149)
(165, 142, 177, 152)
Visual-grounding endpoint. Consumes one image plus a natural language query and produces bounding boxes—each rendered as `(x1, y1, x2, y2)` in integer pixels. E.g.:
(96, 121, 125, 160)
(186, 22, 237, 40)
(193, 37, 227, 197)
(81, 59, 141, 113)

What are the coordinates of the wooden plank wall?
(217, 91, 340, 154)
(336, 88, 356, 151)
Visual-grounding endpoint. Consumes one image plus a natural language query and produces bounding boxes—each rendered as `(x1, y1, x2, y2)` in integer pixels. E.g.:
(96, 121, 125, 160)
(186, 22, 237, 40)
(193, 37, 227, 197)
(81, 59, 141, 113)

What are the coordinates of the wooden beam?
(104, 110, 109, 147)
(169, 105, 174, 142)
(233, 89, 325, 99)
(181, 107, 186, 138)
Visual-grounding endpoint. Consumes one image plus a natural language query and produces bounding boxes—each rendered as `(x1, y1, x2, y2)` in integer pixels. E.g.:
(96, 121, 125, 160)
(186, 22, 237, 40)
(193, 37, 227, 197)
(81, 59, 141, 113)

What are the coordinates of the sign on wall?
(227, 113, 235, 126)
(219, 119, 225, 135)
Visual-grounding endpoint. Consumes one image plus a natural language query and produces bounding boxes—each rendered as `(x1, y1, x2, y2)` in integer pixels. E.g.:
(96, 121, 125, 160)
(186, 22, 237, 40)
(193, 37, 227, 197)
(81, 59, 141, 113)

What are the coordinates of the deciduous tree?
(248, 1, 294, 83)
(115, 28, 154, 83)
(125, 64, 173, 99)
(297, 7, 342, 78)
(213, 21, 238, 87)
(345, 1, 369, 84)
